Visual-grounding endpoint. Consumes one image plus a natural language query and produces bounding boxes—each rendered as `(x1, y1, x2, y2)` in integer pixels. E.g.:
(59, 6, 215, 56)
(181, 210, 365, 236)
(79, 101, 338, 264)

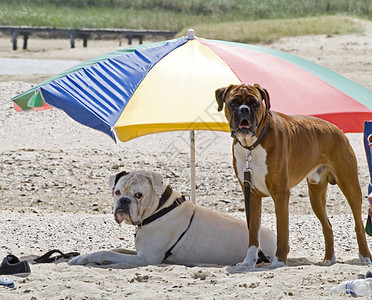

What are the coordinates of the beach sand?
(1, 20, 372, 299)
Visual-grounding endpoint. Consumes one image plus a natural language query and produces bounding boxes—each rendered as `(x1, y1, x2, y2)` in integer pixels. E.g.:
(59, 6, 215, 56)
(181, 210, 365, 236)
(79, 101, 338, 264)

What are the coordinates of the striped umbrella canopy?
(12, 30, 372, 143)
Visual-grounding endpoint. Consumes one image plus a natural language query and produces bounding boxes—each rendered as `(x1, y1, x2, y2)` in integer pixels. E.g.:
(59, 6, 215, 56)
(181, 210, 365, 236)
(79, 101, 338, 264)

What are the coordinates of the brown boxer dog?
(215, 83, 371, 268)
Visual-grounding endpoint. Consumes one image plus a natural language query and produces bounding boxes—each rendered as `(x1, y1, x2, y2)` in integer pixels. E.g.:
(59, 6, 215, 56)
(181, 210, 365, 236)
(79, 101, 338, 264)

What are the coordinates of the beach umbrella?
(12, 29, 372, 203)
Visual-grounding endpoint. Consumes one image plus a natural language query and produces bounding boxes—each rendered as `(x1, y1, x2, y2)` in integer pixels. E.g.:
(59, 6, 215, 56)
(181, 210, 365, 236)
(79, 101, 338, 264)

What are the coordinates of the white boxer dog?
(69, 170, 276, 267)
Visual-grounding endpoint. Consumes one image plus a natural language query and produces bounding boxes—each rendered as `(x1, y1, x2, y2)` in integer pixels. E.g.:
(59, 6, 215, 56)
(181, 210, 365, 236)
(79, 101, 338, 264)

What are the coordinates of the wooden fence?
(0, 26, 177, 50)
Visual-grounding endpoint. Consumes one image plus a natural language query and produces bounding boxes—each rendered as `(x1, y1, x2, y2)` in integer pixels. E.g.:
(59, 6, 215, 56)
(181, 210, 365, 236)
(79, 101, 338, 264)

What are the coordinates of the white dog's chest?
(233, 143, 270, 197)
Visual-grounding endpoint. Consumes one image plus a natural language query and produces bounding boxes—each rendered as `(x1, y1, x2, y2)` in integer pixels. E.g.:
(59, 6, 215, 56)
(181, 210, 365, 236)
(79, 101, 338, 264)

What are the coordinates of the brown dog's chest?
(233, 142, 270, 197)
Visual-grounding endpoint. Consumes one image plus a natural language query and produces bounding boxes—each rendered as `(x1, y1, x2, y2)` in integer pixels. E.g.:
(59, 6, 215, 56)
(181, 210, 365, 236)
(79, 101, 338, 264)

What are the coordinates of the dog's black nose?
(239, 106, 250, 114)
(118, 197, 131, 206)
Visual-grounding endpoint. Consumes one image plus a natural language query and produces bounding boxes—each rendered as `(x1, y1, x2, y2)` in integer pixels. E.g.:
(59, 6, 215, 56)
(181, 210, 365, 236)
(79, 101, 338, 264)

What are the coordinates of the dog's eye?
(229, 101, 238, 108)
(252, 101, 260, 109)
(134, 192, 143, 199)
(115, 190, 121, 196)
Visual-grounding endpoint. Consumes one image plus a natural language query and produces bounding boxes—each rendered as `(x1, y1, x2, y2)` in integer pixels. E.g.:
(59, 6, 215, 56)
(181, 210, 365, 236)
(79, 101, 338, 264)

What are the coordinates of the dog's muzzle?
(231, 107, 257, 137)
(114, 196, 132, 224)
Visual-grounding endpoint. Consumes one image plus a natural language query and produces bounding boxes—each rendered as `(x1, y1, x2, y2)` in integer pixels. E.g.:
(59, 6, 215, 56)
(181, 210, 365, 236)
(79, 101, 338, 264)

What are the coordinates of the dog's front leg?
(271, 189, 290, 267)
(68, 250, 160, 266)
(241, 193, 262, 268)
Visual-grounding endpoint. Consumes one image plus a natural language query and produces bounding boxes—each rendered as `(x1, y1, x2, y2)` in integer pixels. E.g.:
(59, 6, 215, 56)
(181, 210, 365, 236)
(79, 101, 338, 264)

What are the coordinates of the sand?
(1, 19, 372, 299)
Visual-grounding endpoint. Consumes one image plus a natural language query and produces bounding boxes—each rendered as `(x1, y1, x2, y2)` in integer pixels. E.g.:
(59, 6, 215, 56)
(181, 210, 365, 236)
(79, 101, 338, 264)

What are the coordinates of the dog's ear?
(148, 172, 164, 197)
(215, 85, 234, 112)
(254, 84, 271, 112)
(108, 171, 129, 191)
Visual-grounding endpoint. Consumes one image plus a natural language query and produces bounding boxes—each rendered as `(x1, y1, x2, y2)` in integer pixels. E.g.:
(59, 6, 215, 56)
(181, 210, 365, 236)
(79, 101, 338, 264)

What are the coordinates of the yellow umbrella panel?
(114, 39, 240, 142)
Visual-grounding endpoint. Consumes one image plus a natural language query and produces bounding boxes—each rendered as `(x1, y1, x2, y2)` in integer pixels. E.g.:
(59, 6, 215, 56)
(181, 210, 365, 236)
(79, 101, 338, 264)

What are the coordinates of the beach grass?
(181, 16, 364, 44)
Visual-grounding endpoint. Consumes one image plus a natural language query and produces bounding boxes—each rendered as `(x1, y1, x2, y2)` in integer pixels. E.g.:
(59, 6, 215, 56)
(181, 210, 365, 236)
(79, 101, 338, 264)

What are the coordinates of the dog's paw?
(270, 257, 286, 268)
(359, 254, 372, 264)
(68, 255, 89, 265)
(323, 254, 337, 265)
(242, 246, 258, 267)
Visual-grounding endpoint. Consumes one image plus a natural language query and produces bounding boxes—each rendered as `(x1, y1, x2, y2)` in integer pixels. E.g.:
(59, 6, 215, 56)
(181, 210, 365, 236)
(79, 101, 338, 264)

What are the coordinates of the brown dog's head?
(215, 84, 271, 142)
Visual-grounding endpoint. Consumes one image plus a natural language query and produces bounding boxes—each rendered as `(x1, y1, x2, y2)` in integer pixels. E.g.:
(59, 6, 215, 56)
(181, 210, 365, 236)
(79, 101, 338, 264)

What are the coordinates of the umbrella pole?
(190, 131, 196, 204)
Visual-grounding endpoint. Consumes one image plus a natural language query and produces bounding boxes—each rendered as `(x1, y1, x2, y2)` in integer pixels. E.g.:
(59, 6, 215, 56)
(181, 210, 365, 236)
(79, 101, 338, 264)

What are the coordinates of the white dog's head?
(108, 170, 165, 225)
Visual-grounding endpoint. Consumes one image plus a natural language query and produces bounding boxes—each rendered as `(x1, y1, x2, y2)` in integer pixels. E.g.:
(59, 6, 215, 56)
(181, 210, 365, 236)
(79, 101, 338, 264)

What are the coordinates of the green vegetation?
(185, 16, 363, 44)
(0, 0, 370, 43)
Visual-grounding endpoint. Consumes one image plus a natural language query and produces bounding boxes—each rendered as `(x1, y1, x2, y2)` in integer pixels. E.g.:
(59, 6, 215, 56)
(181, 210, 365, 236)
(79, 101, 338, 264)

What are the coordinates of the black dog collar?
(139, 186, 186, 227)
